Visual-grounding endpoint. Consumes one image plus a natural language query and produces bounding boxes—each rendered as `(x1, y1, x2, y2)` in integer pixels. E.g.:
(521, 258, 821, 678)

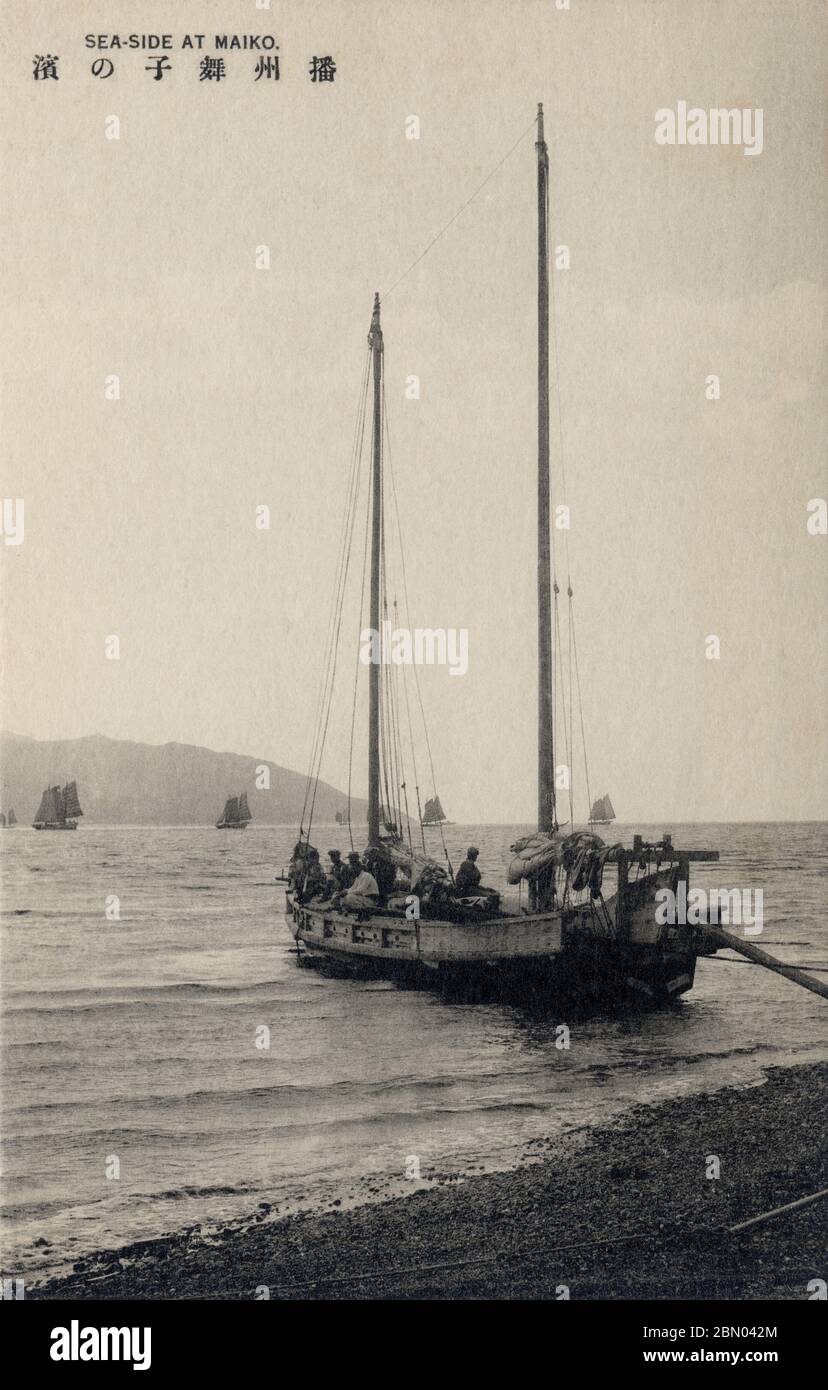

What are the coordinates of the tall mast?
(536, 104, 555, 834)
(367, 292, 383, 844)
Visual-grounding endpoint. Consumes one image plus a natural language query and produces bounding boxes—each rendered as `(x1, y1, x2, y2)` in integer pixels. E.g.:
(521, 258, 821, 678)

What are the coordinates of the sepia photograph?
(1, 0, 826, 1365)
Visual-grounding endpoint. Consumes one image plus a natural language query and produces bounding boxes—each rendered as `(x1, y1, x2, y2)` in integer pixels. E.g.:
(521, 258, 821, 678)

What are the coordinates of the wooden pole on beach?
(728, 1187, 828, 1235)
(700, 925, 828, 1001)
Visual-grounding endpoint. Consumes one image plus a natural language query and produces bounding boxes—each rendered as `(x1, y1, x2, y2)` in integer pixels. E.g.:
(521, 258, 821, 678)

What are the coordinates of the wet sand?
(31, 1062, 827, 1301)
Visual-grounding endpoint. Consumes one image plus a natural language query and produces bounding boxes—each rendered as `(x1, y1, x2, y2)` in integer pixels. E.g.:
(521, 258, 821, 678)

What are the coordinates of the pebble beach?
(30, 1062, 827, 1301)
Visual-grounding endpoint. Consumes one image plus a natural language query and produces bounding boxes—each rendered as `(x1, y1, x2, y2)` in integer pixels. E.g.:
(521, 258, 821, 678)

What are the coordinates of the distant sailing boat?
(33, 783, 83, 830)
(588, 794, 616, 826)
(0, 808, 17, 828)
(422, 796, 452, 827)
(216, 792, 252, 830)
(285, 104, 719, 1008)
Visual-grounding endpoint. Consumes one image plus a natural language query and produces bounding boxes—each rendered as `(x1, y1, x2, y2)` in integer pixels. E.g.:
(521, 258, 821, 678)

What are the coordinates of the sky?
(1, 0, 825, 822)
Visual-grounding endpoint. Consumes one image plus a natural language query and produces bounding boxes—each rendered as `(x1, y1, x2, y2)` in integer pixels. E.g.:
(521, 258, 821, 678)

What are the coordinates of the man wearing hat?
(337, 850, 363, 891)
(455, 846, 482, 896)
(299, 848, 327, 902)
(326, 849, 345, 894)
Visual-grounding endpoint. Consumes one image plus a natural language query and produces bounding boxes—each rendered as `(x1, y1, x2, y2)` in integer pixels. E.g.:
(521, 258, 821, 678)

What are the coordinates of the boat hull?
(216, 823, 248, 829)
(33, 822, 78, 830)
(286, 865, 699, 1010)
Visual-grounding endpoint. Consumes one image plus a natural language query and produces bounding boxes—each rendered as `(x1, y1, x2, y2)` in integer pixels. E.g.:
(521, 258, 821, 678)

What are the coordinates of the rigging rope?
(382, 374, 453, 879)
(570, 593, 593, 825)
(544, 113, 594, 828)
(302, 348, 371, 841)
(381, 115, 538, 304)
(305, 326, 450, 859)
(344, 425, 369, 845)
(346, 417, 373, 850)
(553, 586, 573, 829)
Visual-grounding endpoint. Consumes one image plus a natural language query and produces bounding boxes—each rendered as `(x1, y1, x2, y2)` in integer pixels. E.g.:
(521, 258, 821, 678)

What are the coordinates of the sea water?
(1, 821, 826, 1281)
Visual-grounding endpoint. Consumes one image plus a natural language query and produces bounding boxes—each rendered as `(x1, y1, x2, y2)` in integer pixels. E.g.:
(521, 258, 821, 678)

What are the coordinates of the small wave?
(148, 1183, 257, 1202)
(1, 1196, 79, 1222)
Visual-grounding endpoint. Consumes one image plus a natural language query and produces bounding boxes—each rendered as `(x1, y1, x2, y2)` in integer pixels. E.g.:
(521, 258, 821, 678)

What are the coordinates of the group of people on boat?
(289, 840, 494, 915)
(289, 842, 399, 910)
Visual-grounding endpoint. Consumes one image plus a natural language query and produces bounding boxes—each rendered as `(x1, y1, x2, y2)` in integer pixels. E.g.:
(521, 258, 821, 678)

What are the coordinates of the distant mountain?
(0, 732, 366, 827)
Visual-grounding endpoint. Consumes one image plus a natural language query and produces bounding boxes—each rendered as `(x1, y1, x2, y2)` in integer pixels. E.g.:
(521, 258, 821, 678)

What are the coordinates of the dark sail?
(603, 795, 615, 821)
(422, 796, 447, 825)
(8, 809, 16, 825)
(63, 781, 83, 819)
(34, 786, 63, 825)
(238, 793, 252, 822)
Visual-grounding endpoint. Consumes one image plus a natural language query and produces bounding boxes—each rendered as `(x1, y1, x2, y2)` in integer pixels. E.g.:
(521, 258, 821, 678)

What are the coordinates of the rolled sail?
(507, 832, 565, 884)
(508, 829, 608, 884)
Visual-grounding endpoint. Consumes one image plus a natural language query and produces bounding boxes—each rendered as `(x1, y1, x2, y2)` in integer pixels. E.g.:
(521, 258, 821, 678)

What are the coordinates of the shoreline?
(30, 1061, 827, 1301)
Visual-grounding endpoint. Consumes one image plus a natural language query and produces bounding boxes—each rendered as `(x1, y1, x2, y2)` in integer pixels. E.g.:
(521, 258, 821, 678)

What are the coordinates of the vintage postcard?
(1, 0, 825, 1357)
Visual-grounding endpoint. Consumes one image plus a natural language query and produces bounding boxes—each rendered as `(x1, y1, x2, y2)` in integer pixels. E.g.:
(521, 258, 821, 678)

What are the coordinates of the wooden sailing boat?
(216, 792, 252, 829)
(589, 794, 616, 826)
(33, 782, 83, 830)
(285, 104, 720, 1008)
(422, 796, 452, 827)
(0, 808, 16, 828)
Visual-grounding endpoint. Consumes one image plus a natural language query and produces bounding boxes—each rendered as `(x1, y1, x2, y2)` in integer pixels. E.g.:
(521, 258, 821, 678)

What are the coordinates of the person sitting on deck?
(326, 849, 345, 893)
(343, 866, 380, 913)
(364, 846, 397, 900)
(455, 847, 482, 896)
(299, 849, 327, 902)
(288, 840, 310, 892)
(337, 851, 362, 891)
